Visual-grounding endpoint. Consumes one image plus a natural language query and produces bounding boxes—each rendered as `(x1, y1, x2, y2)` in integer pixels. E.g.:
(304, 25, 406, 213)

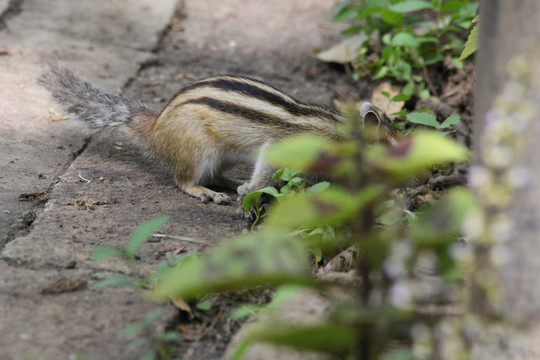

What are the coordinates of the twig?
(151, 233, 211, 245)
(1, 210, 11, 214)
(422, 63, 438, 97)
(78, 171, 91, 184)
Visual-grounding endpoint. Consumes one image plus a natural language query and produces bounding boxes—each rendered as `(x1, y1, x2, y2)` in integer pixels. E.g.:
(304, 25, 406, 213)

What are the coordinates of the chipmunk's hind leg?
(180, 183, 231, 205)
(174, 165, 231, 205)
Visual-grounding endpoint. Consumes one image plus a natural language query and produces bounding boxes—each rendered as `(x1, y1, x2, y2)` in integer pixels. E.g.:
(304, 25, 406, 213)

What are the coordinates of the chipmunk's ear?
(359, 102, 381, 128)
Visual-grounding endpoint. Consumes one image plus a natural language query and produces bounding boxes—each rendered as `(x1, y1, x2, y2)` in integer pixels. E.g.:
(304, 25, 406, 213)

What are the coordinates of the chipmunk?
(38, 62, 396, 205)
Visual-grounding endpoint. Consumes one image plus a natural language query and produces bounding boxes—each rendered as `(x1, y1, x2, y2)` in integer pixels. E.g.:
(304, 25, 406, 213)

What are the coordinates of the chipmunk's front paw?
(213, 192, 231, 205)
(237, 183, 250, 196)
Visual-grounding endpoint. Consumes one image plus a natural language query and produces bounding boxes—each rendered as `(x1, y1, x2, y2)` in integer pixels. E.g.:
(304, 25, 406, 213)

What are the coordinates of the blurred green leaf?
(409, 187, 479, 247)
(391, 94, 410, 102)
(153, 232, 313, 300)
(242, 187, 281, 211)
(381, 8, 404, 25)
(266, 135, 334, 171)
(126, 216, 170, 259)
(382, 349, 415, 360)
(407, 112, 437, 128)
(307, 181, 330, 193)
(390, 1, 435, 13)
(266, 185, 384, 230)
(439, 113, 461, 129)
(93, 246, 122, 261)
(368, 131, 468, 178)
(91, 275, 134, 289)
(124, 322, 145, 337)
(160, 331, 180, 342)
(230, 304, 265, 321)
(231, 322, 359, 360)
(196, 299, 213, 311)
(392, 32, 420, 47)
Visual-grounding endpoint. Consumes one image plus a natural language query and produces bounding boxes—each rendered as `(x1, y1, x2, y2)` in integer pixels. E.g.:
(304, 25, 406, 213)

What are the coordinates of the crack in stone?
(124, 0, 185, 89)
(0, 136, 92, 250)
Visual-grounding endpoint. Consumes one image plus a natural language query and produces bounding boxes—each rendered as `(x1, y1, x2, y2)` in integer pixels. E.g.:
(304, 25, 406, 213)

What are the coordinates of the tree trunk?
(475, 0, 540, 356)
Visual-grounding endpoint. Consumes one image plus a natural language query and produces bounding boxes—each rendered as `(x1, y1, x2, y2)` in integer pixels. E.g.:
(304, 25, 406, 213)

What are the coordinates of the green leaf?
(419, 89, 430, 99)
(382, 349, 415, 360)
(230, 304, 265, 321)
(196, 299, 213, 311)
(266, 186, 384, 230)
(391, 94, 410, 102)
(392, 33, 420, 47)
(402, 82, 414, 96)
(91, 275, 134, 289)
(390, 1, 435, 13)
(407, 112, 437, 128)
(333, 6, 358, 22)
(409, 187, 479, 247)
(126, 216, 170, 259)
(231, 322, 359, 360)
(441, 0, 466, 12)
(368, 131, 469, 179)
(266, 135, 334, 171)
(381, 91, 391, 99)
(153, 232, 313, 300)
(242, 186, 281, 211)
(139, 351, 156, 360)
(390, 109, 407, 117)
(160, 331, 180, 342)
(93, 246, 122, 261)
(381, 8, 404, 26)
(145, 308, 166, 323)
(459, 21, 479, 61)
(124, 322, 144, 337)
(439, 113, 461, 129)
(307, 181, 330, 193)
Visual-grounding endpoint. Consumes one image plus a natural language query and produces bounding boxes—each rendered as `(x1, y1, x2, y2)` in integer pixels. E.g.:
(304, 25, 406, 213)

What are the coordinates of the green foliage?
(154, 231, 314, 300)
(91, 216, 178, 360)
(333, 0, 478, 95)
(93, 216, 170, 264)
(124, 309, 179, 360)
(153, 110, 475, 358)
(231, 322, 359, 360)
(459, 15, 479, 61)
(407, 111, 461, 130)
(241, 167, 329, 227)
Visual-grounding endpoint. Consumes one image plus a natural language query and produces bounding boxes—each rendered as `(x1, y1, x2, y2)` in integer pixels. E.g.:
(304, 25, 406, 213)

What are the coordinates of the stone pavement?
(0, 1, 179, 359)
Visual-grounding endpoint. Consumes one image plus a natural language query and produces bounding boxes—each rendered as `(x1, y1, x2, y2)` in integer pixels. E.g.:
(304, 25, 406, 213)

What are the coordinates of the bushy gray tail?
(38, 61, 147, 131)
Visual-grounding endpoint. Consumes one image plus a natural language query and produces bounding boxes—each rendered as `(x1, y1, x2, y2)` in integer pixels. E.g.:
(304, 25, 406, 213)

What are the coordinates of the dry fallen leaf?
(371, 82, 405, 119)
(321, 246, 360, 273)
(171, 296, 192, 316)
(317, 35, 367, 64)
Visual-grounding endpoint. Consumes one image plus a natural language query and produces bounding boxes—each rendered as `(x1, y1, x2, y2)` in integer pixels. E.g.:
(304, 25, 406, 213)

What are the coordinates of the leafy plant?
(92, 216, 179, 360)
(153, 108, 475, 359)
(378, 89, 462, 134)
(407, 111, 460, 131)
(241, 168, 329, 227)
(333, 0, 478, 96)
